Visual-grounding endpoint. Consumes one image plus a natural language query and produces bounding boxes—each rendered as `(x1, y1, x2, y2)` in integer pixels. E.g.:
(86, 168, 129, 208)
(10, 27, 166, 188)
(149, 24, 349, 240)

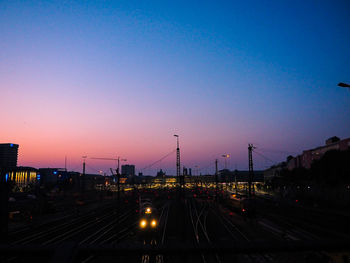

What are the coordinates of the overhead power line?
(258, 147, 297, 156)
(140, 149, 176, 171)
(253, 150, 276, 164)
(85, 163, 106, 174)
(68, 164, 82, 173)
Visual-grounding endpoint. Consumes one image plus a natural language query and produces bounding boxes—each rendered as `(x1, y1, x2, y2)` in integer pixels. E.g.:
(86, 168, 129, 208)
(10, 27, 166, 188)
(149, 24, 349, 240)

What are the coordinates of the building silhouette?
(0, 143, 19, 242)
(156, 169, 166, 178)
(121, 164, 135, 176)
(0, 143, 19, 170)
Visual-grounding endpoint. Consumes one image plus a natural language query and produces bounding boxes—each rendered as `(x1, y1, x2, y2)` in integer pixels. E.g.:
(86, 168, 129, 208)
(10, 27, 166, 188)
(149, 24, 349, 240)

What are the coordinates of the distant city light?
(53, 171, 57, 175)
(10, 144, 13, 147)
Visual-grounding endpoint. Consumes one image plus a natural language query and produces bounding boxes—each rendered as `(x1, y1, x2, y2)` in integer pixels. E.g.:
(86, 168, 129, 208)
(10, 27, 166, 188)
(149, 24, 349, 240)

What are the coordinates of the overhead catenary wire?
(196, 162, 215, 174)
(258, 147, 298, 156)
(84, 163, 108, 175)
(252, 149, 276, 164)
(68, 164, 83, 173)
(140, 149, 176, 172)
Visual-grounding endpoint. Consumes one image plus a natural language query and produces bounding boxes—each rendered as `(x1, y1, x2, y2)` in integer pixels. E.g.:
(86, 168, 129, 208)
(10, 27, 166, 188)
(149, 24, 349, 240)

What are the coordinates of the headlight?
(151, 219, 157, 227)
(140, 219, 147, 228)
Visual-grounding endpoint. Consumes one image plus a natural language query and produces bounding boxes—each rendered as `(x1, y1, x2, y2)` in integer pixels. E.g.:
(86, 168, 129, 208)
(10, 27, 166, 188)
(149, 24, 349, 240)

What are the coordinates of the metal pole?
(248, 144, 254, 198)
(174, 135, 181, 187)
(117, 157, 120, 203)
(83, 160, 86, 176)
(215, 159, 218, 201)
(65, 156, 67, 172)
(235, 169, 238, 195)
(82, 156, 86, 193)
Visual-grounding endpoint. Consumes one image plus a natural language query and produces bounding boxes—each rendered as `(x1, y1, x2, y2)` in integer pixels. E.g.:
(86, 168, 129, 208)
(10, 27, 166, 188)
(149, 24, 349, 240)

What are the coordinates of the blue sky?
(1, 0, 350, 174)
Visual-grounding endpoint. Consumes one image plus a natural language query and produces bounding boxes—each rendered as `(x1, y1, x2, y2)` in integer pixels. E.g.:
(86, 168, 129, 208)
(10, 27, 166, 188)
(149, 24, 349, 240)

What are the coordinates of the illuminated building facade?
(8, 167, 37, 190)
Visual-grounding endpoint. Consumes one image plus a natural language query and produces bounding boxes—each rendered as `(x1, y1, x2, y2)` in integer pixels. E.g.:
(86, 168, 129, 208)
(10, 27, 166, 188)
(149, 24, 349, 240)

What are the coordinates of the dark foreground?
(2, 187, 350, 263)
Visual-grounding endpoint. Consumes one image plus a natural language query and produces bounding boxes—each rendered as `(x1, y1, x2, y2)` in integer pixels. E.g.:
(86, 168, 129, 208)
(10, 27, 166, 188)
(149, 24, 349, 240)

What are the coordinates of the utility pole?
(248, 144, 254, 198)
(82, 156, 87, 193)
(235, 168, 238, 195)
(82, 156, 86, 175)
(117, 157, 120, 201)
(116, 157, 127, 203)
(64, 156, 67, 172)
(215, 159, 218, 201)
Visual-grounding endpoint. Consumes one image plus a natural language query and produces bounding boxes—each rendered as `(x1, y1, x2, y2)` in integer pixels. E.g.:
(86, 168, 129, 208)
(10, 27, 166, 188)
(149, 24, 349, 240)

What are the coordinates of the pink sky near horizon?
(2, 80, 346, 175)
(2, 79, 343, 175)
(2, 79, 259, 174)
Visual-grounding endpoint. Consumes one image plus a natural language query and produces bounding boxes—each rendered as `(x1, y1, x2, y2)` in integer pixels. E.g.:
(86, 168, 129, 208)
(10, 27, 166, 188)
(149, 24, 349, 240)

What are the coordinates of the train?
(229, 193, 256, 216)
(138, 199, 159, 232)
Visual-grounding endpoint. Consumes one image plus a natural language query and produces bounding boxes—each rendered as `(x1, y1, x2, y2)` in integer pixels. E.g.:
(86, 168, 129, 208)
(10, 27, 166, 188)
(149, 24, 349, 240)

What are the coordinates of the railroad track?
(10, 201, 119, 244)
(12, 205, 122, 245)
(79, 209, 136, 245)
(7, 199, 138, 263)
(203, 199, 277, 263)
(188, 198, 222, 263)
(215, 199, 333, 263)
(139, 201, 170, 263)
(261, 210, 350, 241)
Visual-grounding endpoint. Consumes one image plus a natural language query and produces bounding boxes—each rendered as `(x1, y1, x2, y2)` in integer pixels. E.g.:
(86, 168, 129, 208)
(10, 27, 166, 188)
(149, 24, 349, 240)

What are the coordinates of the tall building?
(0, 143, 19, 170)
(0, 143, 19, 241)
(121, 164, 135, 176)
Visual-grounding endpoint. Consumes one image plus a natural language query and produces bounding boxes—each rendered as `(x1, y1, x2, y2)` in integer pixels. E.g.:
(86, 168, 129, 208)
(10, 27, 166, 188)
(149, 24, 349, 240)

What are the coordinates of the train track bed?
(255, 197, 350, 240)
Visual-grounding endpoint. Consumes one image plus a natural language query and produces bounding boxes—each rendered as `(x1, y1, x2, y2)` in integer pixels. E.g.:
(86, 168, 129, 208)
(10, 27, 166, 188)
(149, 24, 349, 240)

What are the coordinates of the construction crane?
(90, 157, 127, 202)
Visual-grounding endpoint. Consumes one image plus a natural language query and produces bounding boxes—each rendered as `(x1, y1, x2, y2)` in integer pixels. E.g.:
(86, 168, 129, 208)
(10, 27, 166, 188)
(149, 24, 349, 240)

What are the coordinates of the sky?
(1, 0, 350, 175)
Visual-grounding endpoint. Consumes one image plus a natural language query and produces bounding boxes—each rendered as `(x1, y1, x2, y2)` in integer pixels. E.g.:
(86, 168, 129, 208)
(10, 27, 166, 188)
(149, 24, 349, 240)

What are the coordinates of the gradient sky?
(1, 0, 350, 175)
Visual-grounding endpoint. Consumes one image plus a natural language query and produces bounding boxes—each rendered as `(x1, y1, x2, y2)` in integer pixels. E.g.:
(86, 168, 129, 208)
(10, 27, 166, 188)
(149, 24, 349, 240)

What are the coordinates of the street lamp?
(221, 154, 230, 198)
(338, 82, 350, 91)
(222, 154, 230, 169)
